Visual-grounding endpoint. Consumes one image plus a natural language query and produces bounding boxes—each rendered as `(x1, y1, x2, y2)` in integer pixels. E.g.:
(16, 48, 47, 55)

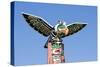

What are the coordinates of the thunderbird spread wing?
(61, 23, 87, 38)
(22, 13, 54, 37)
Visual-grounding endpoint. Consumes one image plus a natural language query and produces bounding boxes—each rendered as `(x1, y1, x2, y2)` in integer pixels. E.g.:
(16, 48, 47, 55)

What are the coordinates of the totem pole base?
(48, 42, 65, 64)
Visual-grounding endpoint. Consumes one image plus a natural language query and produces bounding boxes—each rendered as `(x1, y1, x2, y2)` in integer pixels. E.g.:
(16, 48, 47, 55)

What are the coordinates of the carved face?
(52, 48, 62, 54)
(55, 23, 69, 36)
(52, 43, 62, 54)
(52, 55, 61, 62)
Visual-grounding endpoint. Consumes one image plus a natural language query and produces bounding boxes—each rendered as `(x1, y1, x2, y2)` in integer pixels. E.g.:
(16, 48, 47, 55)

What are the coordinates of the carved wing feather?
(61, 23, 87, 38)
(22, 13, 53, 37)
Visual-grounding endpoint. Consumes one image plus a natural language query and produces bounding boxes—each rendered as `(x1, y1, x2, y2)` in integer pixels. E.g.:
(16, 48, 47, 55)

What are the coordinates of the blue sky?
(12, 1, 97, 66)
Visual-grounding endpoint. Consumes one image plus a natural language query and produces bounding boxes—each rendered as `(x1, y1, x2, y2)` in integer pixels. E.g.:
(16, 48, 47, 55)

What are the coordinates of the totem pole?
(22, 13, 87, 64)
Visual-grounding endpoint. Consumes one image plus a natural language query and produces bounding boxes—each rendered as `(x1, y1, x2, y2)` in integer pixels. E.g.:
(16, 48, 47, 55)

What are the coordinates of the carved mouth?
(55, 50, 60, 52)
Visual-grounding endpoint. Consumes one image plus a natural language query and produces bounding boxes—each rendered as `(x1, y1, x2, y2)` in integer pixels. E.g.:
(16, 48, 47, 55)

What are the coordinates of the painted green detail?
(61, 51, 64, 56)
(57, 24, 66, 29)
(52, 43, 61, 49)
